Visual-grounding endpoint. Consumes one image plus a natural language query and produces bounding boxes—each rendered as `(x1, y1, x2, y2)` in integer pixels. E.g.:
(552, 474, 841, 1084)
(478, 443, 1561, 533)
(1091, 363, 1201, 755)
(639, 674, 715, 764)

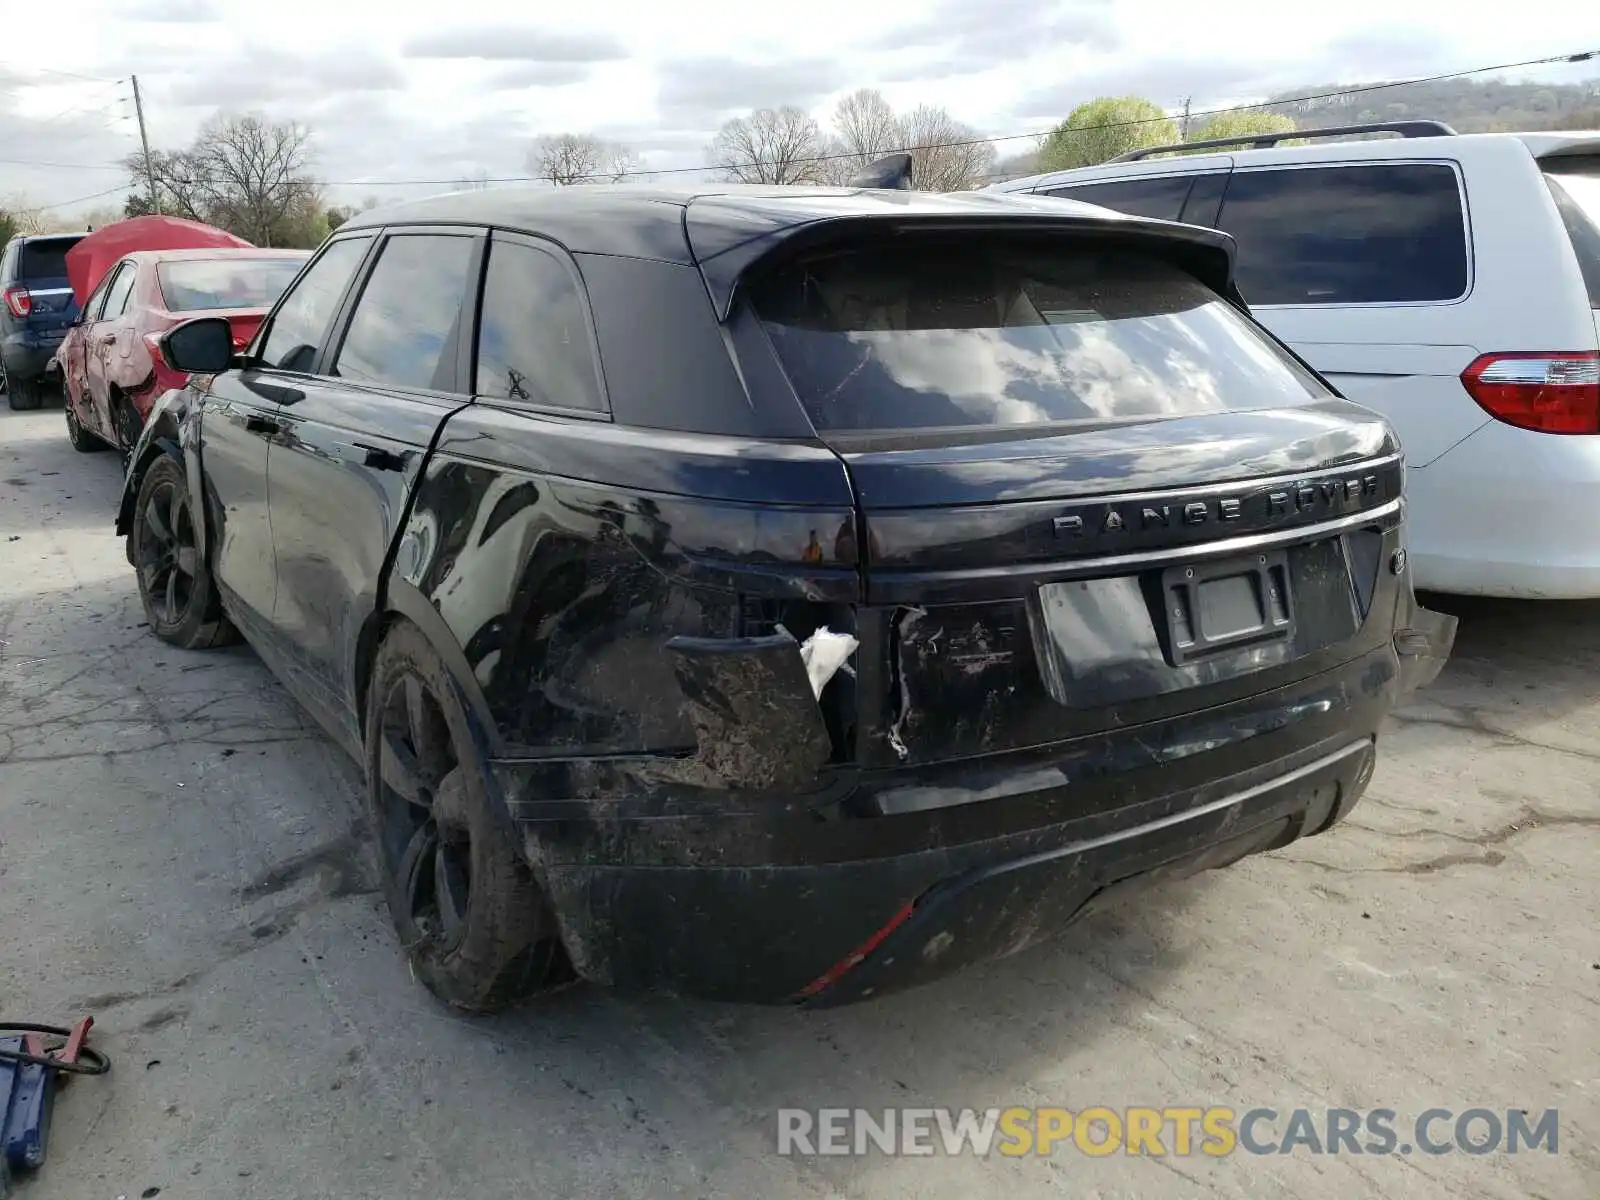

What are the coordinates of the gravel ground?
(1, 400, 1595, 1199)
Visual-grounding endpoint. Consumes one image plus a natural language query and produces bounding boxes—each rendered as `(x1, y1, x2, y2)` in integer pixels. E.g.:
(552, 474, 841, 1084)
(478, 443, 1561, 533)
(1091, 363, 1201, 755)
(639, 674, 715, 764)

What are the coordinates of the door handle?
(354, 442, 409, 472)
(245, 414, 280, 435)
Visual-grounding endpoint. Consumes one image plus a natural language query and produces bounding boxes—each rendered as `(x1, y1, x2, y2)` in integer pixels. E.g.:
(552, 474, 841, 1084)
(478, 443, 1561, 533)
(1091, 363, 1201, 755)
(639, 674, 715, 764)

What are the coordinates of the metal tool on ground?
(0, 1018, 110, 1197)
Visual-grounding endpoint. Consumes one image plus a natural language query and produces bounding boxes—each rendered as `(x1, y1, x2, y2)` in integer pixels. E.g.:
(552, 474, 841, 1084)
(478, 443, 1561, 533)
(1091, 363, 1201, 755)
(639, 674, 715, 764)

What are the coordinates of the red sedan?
(60, 248, 309, 454)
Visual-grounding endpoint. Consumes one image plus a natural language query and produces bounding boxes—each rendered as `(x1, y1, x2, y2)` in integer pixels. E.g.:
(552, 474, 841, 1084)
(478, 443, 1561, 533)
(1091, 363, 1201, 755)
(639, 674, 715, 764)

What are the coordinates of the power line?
(24, 79, 130, 131)
(0, 157, 125, 171)
(36, 184, 128, 213)
(313, 46, 1600, 187)
(0, 62, 121, 84)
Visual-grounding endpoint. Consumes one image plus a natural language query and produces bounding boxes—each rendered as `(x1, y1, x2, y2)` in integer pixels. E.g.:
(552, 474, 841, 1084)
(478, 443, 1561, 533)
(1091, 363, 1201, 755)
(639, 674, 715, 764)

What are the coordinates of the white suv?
(988, 122, 1600, 599)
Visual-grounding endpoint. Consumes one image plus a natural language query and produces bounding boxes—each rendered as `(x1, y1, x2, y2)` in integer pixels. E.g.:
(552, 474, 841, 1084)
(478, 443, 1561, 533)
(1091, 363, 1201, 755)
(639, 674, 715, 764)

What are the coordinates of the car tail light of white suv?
(1460, 351, 1600, 434)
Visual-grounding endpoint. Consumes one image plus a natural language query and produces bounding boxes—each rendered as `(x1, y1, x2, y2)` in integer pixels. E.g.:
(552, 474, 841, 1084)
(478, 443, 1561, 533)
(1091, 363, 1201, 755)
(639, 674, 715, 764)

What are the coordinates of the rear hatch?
(7, 235, 85, 334)
(743, 225, 1402, 768)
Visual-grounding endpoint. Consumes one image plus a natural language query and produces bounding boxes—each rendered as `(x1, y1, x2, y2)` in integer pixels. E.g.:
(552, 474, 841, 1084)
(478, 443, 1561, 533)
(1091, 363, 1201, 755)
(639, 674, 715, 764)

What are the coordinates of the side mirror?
(161, 316, 234, 374)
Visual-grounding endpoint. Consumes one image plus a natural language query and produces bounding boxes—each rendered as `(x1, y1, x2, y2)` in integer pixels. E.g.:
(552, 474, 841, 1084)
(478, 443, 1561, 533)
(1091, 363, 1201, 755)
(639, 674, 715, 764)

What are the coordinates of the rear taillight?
(143, 333, 168, 369)
(1461, 352, 1600, 434)
(3, 287, 31, 318)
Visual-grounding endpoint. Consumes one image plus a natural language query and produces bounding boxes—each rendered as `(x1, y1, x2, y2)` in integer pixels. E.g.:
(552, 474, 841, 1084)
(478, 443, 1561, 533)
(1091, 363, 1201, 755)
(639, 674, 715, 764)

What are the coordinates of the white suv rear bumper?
(1405, 421, 1600, 599)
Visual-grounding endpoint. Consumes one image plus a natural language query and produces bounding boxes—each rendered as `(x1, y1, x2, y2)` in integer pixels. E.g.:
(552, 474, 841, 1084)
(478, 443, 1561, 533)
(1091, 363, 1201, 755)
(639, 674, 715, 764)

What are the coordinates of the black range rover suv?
(117, 183, 1456, 1011)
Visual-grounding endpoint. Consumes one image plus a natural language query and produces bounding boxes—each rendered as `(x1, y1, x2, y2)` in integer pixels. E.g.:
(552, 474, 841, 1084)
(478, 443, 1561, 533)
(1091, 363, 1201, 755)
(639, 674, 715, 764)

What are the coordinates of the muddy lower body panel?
(515, 640, 1410, 1005)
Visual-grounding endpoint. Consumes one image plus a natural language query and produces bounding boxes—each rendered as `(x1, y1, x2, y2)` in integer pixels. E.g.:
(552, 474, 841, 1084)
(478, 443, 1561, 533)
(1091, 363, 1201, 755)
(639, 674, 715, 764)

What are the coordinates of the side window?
(102, 263, 137, 319)
(259, 236, 371, 373)
(81, 272, 118, 323)
(1043, 175, 1194, 221)
(333, 234, 476, 392)
(475, 239, 604, 411)
(1217, 164, 1469, 305)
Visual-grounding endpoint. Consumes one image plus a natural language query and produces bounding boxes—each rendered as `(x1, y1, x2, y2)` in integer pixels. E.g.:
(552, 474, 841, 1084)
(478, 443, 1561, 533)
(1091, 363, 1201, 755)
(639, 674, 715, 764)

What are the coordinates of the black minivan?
(117, 184, 1456, 1011)
(1, 231, 87, 409)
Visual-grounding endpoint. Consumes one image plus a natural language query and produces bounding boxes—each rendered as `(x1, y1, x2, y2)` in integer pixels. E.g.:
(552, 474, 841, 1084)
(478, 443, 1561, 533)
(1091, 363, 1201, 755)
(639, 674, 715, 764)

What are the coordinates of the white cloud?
(0, 0, 1592, 217)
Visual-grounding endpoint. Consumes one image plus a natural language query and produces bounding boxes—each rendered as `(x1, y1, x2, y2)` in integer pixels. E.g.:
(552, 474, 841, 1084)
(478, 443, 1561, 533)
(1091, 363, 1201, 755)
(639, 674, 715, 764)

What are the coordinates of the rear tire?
(365, 619, 571, 1012)
(6, 376, 40, 411)
(65, 401, 107, 453)
(131, 455, 236, 649)
(112, 391, 142, 459)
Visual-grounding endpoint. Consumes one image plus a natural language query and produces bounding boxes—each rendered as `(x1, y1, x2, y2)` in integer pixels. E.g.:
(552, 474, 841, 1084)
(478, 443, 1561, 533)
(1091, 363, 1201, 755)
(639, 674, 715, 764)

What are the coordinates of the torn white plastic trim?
(798, 627, 859, 700)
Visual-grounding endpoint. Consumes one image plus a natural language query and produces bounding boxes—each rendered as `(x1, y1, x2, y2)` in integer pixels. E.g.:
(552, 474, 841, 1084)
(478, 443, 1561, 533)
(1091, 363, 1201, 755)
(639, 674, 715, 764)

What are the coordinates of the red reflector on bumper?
(795, 898, 918, 999)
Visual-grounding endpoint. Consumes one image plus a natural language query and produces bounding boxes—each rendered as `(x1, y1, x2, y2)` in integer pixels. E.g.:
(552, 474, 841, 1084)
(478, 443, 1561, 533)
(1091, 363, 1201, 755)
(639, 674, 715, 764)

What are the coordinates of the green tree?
(1038, 97, 1177, 171)
(0, 210, 19, 246)
(1181, 110, 1303, 152)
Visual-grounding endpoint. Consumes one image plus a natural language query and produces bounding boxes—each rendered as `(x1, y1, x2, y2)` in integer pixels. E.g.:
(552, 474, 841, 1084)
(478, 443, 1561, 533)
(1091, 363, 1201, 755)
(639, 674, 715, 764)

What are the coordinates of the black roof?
(341, 183, 1241, 317)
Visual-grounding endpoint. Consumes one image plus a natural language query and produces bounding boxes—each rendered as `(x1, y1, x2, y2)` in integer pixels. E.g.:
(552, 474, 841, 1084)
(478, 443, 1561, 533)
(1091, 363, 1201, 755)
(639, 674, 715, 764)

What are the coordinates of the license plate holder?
(1160, 550, 1294, 666)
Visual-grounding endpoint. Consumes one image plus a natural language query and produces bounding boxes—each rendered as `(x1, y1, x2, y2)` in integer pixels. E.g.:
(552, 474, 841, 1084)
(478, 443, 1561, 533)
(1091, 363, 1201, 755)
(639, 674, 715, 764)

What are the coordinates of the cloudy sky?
(1, 0, 1594, 217)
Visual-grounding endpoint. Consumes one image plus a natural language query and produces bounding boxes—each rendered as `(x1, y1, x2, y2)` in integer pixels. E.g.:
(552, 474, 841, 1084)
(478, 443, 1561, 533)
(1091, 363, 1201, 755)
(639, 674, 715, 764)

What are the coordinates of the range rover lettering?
(116, 180, 1456, 1011)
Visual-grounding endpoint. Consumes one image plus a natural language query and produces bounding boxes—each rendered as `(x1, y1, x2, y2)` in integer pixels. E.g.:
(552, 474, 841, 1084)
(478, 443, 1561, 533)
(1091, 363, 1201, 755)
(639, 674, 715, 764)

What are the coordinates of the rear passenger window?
(1043, 176, 1192, 221)
(334, 234, 476, 392)
(474, 239, 603, 411)
(1218, 164, 1468, 305)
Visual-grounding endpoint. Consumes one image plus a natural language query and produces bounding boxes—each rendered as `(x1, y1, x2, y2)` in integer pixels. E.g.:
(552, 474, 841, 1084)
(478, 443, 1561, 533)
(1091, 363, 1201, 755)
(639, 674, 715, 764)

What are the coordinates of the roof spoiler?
(687, 205, 1244, 321)
(847, 153, 914, 190)
(1106, 120, 1458, 163)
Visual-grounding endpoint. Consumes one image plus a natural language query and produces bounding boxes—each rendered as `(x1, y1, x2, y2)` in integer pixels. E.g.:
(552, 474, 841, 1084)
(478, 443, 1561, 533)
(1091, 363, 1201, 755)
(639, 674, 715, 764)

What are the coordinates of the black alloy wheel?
(366, 620, 570, 1012)
(114, 395, 142, 460)
(130, 455, 235, 649)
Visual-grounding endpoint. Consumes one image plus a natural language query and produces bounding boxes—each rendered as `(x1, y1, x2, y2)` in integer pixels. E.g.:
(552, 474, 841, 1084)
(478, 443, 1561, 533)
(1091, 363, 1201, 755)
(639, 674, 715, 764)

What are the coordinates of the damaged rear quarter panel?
(394, 402, 859, 838)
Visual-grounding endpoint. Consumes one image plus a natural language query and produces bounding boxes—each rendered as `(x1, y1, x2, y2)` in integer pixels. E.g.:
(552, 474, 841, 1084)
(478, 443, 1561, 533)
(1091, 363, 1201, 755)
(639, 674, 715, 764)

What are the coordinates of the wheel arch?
(115, 391, 208, 556)
(354, 578, 505, 761)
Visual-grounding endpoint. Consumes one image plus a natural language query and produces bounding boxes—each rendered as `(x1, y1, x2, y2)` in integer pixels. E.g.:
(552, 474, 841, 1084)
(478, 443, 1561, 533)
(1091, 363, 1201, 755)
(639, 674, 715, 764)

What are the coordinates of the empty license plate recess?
(1160, 550, 1293, 665)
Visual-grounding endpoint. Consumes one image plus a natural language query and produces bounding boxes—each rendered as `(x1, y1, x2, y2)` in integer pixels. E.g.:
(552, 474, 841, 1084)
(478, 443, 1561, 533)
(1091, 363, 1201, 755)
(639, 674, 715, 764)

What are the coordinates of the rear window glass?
(1542, 158, 1600, 308)
(1217, 164, 1468, 305)
(751, 241, 1329, 433)
(158, 258, 305, 312)
(18, 237, 82, 281)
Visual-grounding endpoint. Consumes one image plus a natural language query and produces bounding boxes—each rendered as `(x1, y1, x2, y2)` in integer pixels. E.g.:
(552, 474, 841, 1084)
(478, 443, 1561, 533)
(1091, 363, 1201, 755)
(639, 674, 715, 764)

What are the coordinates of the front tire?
(365, 619, 570, 1012)
(131, 455, 236, 649)
(65, 401, 106, 453)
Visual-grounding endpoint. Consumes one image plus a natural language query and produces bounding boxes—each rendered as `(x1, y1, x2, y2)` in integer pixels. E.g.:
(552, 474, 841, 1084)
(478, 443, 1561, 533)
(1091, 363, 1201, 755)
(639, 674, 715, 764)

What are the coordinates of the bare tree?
(708, 106, 828, 184)
(528, 134, 640, 186)
(829, 88, 904, 179)
(452, 168, 493, 191)
(125, 114, 321, 246)
(899, 104, 996, 192)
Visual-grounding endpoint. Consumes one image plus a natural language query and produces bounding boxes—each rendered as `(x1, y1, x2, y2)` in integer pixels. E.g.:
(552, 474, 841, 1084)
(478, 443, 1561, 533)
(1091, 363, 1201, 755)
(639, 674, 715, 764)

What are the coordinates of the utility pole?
(131, 75, 159, 214)
(1180, 97, 1192, 142)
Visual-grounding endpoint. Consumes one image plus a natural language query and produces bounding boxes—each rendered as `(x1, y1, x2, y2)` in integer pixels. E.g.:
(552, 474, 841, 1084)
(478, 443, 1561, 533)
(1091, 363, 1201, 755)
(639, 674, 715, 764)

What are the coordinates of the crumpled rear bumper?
(1394, 595, 1457, 696)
